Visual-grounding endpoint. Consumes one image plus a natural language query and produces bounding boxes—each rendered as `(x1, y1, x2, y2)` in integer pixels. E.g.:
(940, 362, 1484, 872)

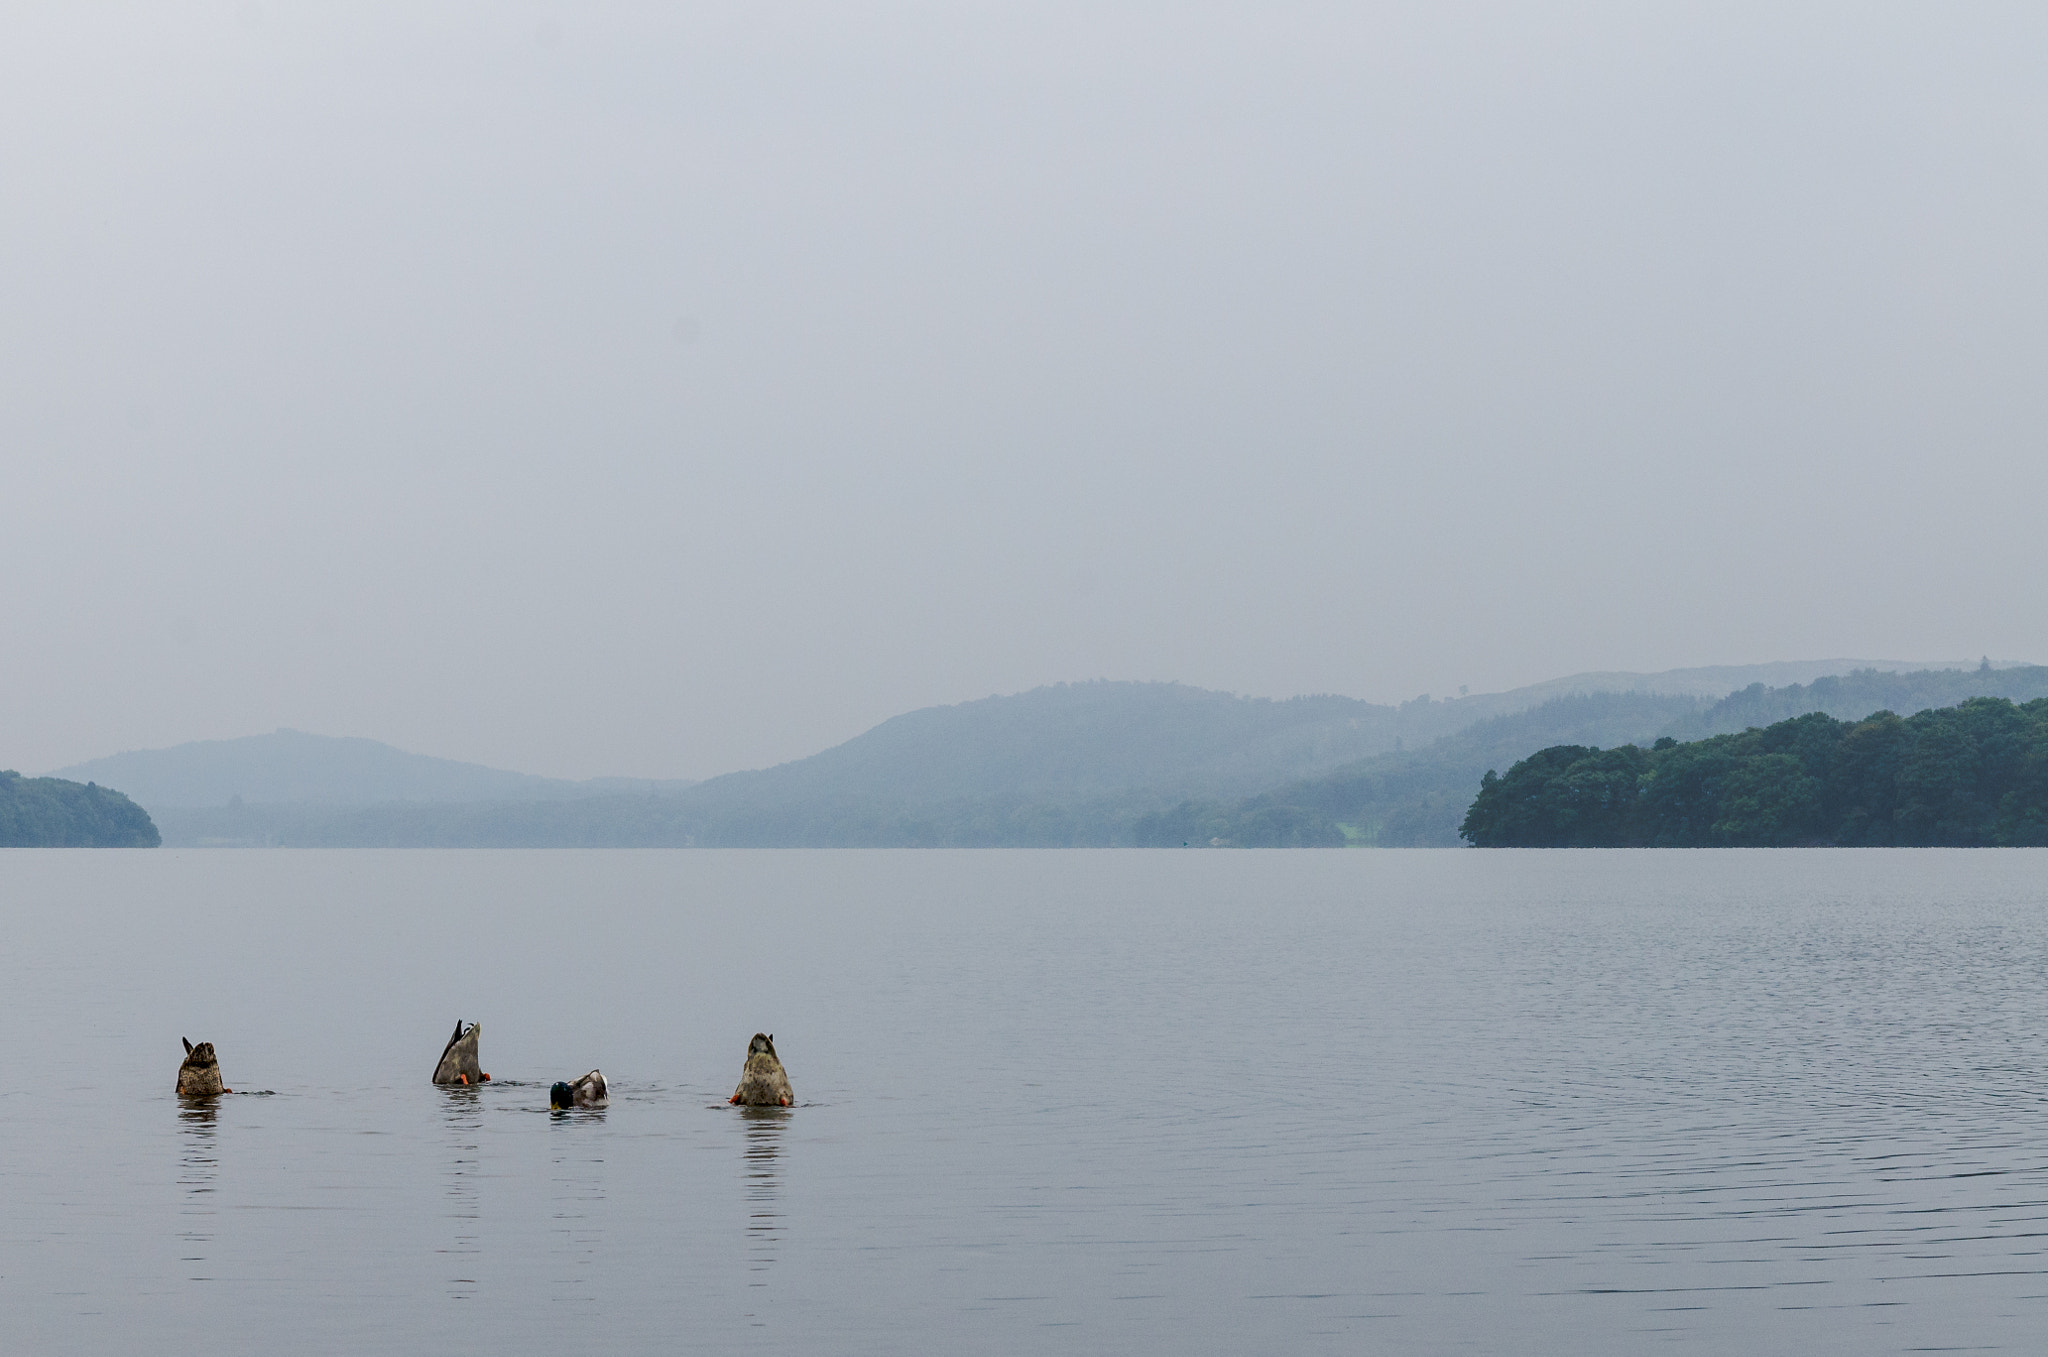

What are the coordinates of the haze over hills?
(91, 657, 2029, 848)
(1477, 659, 2019, 706)
(1662, 666, 2048, 739)
(1138, 691, 1713, 849)
(50, 729, 695, 809)
(53, 659, 1965, 811)
(144, 680, 1460, 845)
(1172, 663, 2048, 848)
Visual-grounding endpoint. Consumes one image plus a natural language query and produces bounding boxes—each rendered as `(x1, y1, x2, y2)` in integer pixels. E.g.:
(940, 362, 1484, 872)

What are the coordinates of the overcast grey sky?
(4, 3, 2045, 779)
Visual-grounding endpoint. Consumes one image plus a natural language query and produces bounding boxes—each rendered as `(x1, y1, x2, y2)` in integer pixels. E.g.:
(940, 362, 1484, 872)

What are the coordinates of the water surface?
(4, 848, 2047, 1353)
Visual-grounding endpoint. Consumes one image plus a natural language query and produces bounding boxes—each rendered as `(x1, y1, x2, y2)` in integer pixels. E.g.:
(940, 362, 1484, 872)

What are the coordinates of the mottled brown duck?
(729, 1033, 793, 1107)
(176, 1038, 229, 1097)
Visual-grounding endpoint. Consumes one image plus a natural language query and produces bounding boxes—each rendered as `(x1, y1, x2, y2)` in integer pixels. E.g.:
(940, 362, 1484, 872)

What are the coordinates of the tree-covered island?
(0, 771, 160, 846)
(1460, 697, 2048, 847)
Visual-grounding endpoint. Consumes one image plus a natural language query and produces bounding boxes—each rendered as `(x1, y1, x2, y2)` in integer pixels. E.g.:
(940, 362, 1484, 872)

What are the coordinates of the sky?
(4, 2, 2046, 780)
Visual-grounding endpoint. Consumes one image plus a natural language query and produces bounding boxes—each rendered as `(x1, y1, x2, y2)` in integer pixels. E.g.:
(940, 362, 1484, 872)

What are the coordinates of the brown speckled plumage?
(552, 1070, 608, 1108)
(176, 1038, 226, 1097)
(730, 1033, 793, 1107)
(432, 1020, 486, 1085)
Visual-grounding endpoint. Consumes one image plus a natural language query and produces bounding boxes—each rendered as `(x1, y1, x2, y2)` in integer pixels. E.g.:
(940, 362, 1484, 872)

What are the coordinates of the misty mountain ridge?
(656, 662, 1958, 821)
(50, 728, 695, 809)
(102, 657, 2035, 848)
(64, 658, 1966, 818)
(1165, 663, 2048, 848)
(682, 682, 1422, 811)
(1477, 658, 2019, 706)
(1139, 690, 1712, 849)
(1665, 665, 2048, 739)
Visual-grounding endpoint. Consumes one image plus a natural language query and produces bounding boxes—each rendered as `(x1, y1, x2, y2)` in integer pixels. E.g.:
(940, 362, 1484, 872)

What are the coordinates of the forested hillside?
(1461, 697, 2048, 847)
(1137, 666, 2048, 848)
(1133, 692, 1706, 847)
(149, 681, 1546, 846)
(145, 683, 1709, 846)
(1677, 665, 2048, 739)
(137, 665, 2039, 849)
(0, 772, 159, 847)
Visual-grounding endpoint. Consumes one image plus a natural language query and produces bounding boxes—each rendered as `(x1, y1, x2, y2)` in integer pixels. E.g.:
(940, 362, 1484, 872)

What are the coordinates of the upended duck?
(177, 1038, 230, 1097)
(432, 1020, 489, 1085)
(550, 1070, 609, 1108)
(729, 1033, 793, 1107)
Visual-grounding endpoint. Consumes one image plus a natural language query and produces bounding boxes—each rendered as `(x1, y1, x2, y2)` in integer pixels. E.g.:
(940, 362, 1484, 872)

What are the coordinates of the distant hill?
(116, 660, 2036, 849)
(70, 662, 1972, 822)
(134, 668, 1831, 847)
(1135, 691, 1707, 848)
(676, 670, 1960, 812)
(149, 681, 1455, 847)
(1132, 665, 2048, 848)
(0, 771, 158, 847)
(104, 683, 1449, 838)
(1673, 665, 2048, 739)
(49, 729, 694, 809)
(664, 681, 1439, 811)
(1470, 658, 1995, 707)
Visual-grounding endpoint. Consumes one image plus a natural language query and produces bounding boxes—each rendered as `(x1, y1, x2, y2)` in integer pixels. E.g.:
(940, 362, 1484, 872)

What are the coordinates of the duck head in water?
(550, 1070, 608, 1109)
(729, 1032, 793, 1107)
(432, 1020, 489, 1086)
(176, 1038, 229, 1097)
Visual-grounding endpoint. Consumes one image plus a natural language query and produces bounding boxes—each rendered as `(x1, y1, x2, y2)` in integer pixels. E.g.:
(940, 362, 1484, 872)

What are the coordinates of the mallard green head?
(550, 1081, 574, 1109)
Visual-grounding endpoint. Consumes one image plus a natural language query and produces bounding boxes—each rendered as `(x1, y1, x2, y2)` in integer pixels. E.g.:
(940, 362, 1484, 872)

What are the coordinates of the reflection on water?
(16, 851, 2048, 1355)
(175, 1099, 219, 1281)
(739, 1106, 787, 1286)
(439, 1086, 482, 1302)
(549, 1107, 607, 1310)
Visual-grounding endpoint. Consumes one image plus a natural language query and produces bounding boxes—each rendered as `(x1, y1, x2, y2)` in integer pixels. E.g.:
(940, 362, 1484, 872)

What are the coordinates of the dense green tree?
(1461, 697, 2048, 847)
(0, 772, 160, 847)
(1710, 753, 1823, 846)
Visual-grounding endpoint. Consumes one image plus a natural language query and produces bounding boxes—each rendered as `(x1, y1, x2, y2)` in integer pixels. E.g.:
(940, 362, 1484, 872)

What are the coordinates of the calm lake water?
(5, 849, 2048, 1353)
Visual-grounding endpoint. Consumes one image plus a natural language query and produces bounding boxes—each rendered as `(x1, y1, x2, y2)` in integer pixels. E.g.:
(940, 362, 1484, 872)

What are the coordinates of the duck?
(550, 1070, 609, 1108)
(432, 1020, 489, 1085)
(729, 1032, 793, 1107)
(176, 1038, 230, 1097)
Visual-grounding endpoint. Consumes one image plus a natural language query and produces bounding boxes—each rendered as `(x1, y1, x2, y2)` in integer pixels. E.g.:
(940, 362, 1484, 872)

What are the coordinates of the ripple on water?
(3, 849, 2048, 1355)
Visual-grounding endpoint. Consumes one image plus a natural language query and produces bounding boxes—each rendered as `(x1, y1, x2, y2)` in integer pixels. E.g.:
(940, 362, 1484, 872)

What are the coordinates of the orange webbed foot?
(458, 1074, 468, 1085)
(729, 1093, 741, 1104)
(480, 1073, 490, 1082)
(780, 1096, 792, 1107)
